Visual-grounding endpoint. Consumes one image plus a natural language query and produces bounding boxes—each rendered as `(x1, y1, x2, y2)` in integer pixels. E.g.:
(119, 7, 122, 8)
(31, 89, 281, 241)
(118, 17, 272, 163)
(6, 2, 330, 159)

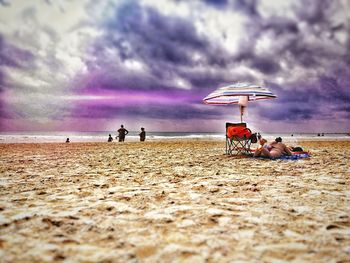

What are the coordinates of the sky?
(0, 0, 349, 133)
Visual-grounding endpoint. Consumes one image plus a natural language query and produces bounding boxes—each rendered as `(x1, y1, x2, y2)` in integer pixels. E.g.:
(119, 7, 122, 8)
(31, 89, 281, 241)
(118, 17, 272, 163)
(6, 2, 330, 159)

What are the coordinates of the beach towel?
(252, 150, 311, 160)
(278, 151, 311, 160)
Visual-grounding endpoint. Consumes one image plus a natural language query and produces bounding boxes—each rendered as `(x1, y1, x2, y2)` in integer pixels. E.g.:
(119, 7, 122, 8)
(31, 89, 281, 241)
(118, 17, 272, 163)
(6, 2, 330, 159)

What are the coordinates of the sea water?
(0, 131, 349, 143)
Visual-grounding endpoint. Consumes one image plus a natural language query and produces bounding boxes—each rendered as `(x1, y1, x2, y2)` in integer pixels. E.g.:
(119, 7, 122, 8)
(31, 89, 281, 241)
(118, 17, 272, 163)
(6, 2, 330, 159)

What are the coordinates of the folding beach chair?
(226, 122, 254, 155)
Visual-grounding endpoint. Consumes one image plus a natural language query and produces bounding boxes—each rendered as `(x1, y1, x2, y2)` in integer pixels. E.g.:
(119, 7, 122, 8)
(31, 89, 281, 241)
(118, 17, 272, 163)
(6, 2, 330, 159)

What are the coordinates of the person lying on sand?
(254, 137, 292, 159)
(253, 138, 269, 157)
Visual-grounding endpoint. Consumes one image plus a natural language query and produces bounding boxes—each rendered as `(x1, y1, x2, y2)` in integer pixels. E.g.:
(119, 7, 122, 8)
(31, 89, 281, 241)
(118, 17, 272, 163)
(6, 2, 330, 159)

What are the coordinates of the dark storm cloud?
(259, 105, 318, 121)
(118, 104, 225, 120)
(0, 34, 34, 92)
(336, 105, 350, 119)
(250, 56, 280, 74)
(72, 102, 224, 120)
(257, 75, 350, 121)
(256, 84, 320, 121)
(319, 76, 350, 103)
(0, 101, 12, 119)
(74, 0, 235, 121)
(104, 1, 210, 66)
(296, 0, 333, 25)
(233, 0, 259, 17)
(232, 0, 349, 123)
(0, 71, 7, 96)
(0, 35, 33, 68)
(204, 0, 229, 8)
(75, 0, 350, 125)
(0, 34, 34, 126)
(0, 0, 10, 7)
(81, 1, 231, 91)
(235, 0, 348, 69)
(261, 17, 299, 35)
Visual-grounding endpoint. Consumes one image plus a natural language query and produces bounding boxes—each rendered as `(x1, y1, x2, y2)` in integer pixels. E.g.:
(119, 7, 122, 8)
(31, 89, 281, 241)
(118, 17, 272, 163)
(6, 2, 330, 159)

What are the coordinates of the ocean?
(0, 131, 349, 143)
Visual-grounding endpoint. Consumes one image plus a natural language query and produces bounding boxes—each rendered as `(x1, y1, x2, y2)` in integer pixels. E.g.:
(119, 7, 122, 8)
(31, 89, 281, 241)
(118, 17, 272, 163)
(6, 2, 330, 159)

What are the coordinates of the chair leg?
(226, 138, 252, 156)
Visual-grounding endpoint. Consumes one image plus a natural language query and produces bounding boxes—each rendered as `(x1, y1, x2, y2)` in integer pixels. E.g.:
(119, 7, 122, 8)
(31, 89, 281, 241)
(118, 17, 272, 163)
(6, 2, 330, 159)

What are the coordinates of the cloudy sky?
(0, 0, 349, 132)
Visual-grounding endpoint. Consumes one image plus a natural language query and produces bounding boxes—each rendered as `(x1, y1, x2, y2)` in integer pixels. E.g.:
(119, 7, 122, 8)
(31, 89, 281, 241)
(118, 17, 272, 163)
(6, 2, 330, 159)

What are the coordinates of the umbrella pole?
(239, 105, 244, 123)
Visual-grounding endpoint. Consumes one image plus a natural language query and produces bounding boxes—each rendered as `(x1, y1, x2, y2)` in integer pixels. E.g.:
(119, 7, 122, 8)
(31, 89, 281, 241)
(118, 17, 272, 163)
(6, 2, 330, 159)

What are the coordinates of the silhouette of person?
(117, 125, 129, 142)
(139, 127, 146, 142)
(108, 134, 113, 142)
(66, 138, 70, 143)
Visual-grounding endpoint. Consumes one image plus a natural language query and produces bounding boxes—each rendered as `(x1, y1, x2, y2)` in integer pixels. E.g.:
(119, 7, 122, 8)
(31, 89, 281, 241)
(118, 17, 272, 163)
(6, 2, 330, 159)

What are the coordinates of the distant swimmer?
(139, 127, 146, 142)
(108, 134, 113, 142)
(117, 125, 129, 142)
(66, 138, 70, 143)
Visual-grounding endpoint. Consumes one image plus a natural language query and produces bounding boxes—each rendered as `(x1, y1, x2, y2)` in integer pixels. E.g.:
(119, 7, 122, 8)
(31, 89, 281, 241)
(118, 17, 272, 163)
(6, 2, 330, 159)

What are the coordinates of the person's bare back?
(269, 142, 292, 158)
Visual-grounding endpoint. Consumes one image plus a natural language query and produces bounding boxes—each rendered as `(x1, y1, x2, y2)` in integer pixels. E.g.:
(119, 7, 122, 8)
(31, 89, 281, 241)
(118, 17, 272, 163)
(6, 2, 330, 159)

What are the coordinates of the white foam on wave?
(0, 132, 349, 143)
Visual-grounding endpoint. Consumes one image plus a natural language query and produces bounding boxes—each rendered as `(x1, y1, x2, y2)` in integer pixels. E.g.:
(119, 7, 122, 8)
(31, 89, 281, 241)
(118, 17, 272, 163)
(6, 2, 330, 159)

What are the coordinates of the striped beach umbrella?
(203, 82, 277, 122)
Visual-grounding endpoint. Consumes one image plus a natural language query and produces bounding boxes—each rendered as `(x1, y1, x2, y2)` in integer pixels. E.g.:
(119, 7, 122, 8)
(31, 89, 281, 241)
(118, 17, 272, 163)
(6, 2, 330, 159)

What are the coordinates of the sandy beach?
(0, 140, 349, 262)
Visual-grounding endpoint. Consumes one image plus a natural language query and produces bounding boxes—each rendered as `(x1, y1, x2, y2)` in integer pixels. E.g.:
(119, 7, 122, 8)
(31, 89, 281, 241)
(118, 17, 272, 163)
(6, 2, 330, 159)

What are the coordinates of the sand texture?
(0, 140, 350, 262)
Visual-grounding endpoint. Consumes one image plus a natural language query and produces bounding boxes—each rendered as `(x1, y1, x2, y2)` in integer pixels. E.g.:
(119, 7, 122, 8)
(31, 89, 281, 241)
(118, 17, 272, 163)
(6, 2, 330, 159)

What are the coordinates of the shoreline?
(0, 136, 350, 144)
(0, 131, 349, 144)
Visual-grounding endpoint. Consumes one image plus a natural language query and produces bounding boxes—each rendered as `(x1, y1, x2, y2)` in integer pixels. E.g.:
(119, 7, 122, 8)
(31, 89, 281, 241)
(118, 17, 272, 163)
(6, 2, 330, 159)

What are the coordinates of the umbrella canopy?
(203, 82, 277, 122)
(203, 82, 276, 105)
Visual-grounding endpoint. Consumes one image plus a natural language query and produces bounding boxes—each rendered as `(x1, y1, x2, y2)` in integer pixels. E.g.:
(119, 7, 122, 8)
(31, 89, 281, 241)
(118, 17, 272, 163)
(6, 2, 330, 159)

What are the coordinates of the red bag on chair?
(227, 126, 252, 139)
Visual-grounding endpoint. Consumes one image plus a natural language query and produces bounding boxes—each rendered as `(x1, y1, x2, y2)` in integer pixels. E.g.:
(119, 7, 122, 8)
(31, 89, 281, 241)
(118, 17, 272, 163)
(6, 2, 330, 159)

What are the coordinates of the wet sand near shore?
(0, 140, 349, 262)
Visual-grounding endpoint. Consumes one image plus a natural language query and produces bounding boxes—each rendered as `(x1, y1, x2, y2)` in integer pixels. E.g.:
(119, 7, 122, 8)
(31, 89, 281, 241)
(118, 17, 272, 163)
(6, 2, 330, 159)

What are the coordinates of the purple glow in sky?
(0, 0, 349, 132)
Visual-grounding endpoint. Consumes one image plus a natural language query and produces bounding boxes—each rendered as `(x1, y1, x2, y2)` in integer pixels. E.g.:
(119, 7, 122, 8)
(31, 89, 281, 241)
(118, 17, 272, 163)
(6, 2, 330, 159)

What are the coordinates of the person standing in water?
(117, 125, 129, 142)
(139, 127, 146, 142)
(108, 134, 113, 142)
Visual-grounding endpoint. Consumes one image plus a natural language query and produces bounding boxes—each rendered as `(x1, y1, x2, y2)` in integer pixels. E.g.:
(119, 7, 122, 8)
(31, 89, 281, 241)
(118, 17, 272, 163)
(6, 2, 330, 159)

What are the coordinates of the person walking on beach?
(117, 125, 129, 142)
(139, 127, 146, 142)
(108, 134, 113, 142)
